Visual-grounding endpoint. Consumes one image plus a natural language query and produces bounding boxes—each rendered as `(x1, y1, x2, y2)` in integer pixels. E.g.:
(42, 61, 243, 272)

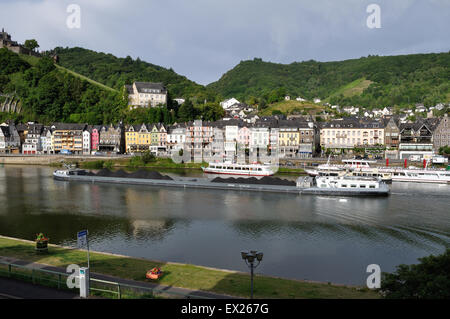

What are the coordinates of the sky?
(1, 0, 449, 85)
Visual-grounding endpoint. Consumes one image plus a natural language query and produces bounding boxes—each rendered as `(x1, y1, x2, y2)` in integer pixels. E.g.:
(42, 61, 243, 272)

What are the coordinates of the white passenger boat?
(201, 162, 275, 176)
(305, 158, 392, 182)
(384, 168, 450, 184)
(298, 175, 390, 196)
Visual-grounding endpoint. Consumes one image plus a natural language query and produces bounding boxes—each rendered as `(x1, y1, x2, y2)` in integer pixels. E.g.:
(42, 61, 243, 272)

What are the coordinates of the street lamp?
(240, 250, 263, 299)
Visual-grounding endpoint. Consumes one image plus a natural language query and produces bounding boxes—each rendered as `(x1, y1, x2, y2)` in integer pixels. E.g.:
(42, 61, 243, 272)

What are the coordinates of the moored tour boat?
(201, 162, 275, 176)
(299, 175, 390, 196)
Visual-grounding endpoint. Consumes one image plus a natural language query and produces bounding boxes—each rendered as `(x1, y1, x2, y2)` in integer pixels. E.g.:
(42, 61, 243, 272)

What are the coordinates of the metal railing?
(0, 260, 210, 299)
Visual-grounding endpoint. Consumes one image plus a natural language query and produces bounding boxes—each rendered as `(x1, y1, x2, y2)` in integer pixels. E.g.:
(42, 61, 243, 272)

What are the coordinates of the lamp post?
(240, 250, 263, 299)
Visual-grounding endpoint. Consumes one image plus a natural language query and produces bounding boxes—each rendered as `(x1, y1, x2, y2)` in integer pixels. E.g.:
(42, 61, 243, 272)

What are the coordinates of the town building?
(398, 118, 440, 160)
(125, 82, 168, 108)
(82, 128, 91, 155)
(383, 117, 401, 159)
(22, 124, 43, 154)
(0, 122, 21, 153)
(50, 123, 86, 154)
(185, 120, 213, 162)
(220, 98, 240, 110)
(90, 126, 101, 153)
(125, 124, 150, 154)
(167, 124, 186, 153)
(433, 114, 450, 153)
(320, 118, 385, 153)
(98, 123, 124, 154)
(40, 127, 53, 154)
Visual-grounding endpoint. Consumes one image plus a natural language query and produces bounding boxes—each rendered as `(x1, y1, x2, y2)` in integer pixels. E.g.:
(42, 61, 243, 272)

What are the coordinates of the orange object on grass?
(146, 267, 163, 280)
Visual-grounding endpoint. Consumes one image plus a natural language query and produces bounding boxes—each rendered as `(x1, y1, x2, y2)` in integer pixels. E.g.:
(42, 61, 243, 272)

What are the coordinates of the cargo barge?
(53, 169, 390, 197)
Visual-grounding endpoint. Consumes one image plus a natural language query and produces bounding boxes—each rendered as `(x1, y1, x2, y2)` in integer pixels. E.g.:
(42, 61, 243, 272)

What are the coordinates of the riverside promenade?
(0, 256, 238, 299)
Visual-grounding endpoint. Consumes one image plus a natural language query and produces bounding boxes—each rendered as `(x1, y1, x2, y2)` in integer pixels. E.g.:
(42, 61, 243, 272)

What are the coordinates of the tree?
(380, 249, 450, 299)
(24, 39, 39, 51)
(177, 99, 196, 122)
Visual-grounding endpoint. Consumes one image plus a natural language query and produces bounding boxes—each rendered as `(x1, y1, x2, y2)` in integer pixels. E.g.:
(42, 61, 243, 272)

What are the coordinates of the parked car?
(60, 149, 72, 155)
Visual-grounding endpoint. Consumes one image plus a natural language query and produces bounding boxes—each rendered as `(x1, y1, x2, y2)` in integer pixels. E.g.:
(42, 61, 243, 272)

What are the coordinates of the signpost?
(77, 230, 90, 269)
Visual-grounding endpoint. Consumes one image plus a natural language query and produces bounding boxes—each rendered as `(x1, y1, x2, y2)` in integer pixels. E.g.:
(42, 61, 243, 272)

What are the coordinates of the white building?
(313, 98, 321, 104)
(220, 98, 240, 110)
(174, 98, 185, 105)
(22, 124, 43, 155)
(250, 127, 270, 150)
(82, 129, 91, 155)
(296, 97, 306, 102)
(40, 128, 53, 154)
(167, 126, 186, 151)
(125, 82, 168, 108)
(224, 125, 239, 160)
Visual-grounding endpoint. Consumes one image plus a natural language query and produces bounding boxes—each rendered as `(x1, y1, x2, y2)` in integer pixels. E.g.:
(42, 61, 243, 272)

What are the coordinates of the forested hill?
(207, 53, 450, 108)
(52, 47, 216, 101)
(0, 48, 127, 125)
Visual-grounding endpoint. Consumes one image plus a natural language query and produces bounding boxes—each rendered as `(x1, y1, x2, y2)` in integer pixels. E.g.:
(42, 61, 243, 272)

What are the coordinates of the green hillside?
(0, 48, 127, 125)
(207, 53, 450, 108)
(0, 48, 224, 125)
(52, 47, 216, 101)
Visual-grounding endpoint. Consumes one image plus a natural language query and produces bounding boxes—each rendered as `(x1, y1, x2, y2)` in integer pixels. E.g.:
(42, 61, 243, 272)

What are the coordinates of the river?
(0, 165, 449, 285)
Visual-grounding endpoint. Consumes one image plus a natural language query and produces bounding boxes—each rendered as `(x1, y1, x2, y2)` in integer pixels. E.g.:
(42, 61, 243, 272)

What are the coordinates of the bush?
(142, 151, 156, 164)
(81, 160, 104, 169)
(128, 155, 144, 168)
(380, 249, 450, 299)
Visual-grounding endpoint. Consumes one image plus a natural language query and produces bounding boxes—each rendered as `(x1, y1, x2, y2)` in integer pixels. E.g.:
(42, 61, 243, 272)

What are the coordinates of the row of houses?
(0, 121, 125, 155)
(319, 115, 450, 159)
(2, 114, 449, 161)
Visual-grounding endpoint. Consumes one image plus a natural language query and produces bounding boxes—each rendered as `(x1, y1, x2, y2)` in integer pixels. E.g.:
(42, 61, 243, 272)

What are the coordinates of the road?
(0, 277, 79, 299)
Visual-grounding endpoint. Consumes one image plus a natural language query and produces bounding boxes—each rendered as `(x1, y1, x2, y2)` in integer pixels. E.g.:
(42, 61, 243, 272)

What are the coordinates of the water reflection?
(0, 165, 449, 285)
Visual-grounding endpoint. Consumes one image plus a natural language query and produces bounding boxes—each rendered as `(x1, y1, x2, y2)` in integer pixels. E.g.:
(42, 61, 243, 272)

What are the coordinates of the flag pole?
(86, 230, 90, 269)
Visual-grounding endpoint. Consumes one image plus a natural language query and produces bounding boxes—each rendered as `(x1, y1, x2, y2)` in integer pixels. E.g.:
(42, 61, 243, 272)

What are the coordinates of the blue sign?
(77, 230, 88, 238)
(77, 230, 88, 248)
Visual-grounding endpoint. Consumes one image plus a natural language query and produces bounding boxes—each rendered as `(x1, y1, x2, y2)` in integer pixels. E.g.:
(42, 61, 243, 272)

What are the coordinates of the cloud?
(1, 0, 449, 85)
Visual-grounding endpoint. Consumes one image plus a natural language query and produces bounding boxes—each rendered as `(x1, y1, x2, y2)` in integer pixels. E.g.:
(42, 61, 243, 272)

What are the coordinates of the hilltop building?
(125, 82, 168, 108)
(0, 28, 40, 56)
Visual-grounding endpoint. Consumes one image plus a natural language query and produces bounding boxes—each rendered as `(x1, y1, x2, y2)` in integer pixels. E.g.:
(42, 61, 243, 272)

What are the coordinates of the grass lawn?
(325, 78, 373, 102)
(259, 100, 326, 116)
(0, 236, 380, 299)
(55, 64, 117, 92)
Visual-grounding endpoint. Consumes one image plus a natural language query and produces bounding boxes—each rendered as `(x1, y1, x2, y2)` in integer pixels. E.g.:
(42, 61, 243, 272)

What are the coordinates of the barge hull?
(53, 174, 390, 197)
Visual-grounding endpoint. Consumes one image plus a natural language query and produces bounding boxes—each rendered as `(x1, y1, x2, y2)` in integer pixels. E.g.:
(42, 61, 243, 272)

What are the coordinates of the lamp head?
(241, 251, 248, 260)
(256, 252, 264, 261)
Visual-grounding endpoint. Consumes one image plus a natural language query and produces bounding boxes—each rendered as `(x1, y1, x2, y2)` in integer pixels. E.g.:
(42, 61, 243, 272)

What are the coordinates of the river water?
(0, 165, 449, 285)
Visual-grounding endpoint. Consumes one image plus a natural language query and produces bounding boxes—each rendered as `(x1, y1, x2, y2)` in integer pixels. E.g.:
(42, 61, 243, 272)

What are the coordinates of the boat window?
(351, 185, 357, 188)
(360, 185, 366, 188)
(369, 185, 376, 189)
(341, 184, 347, 188)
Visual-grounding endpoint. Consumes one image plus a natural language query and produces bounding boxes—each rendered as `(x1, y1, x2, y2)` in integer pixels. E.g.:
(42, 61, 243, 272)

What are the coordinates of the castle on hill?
(0, 28, 41, 57)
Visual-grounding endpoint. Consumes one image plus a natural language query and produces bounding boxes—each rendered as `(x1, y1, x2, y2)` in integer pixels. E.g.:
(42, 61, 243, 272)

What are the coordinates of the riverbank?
(0, 236, 379, 299)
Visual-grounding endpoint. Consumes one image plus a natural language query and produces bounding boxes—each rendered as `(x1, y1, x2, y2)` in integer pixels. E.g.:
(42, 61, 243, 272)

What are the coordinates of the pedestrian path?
(0, 256, 241, 299)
